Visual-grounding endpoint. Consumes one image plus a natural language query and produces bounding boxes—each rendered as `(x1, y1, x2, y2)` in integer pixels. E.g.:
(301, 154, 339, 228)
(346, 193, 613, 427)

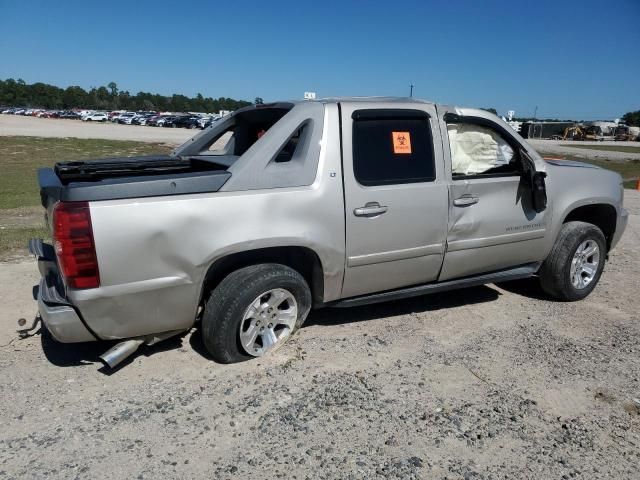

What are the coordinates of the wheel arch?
(198, 246, 325, 309)
(562, 203, 617, 251)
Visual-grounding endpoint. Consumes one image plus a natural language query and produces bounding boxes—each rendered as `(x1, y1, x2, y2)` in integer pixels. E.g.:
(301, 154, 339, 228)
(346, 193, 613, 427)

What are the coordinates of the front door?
(439, 117, 549, 280)
(340, 103, 449, 298)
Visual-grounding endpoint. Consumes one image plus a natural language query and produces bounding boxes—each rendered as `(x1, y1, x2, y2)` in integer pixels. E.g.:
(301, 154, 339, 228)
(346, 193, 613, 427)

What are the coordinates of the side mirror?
(520, 150, 547, 213)
(531, 171, 547, 212)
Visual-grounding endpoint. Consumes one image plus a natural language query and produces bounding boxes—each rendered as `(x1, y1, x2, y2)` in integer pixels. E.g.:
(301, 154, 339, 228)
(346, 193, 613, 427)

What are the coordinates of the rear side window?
(352, 110, 435, 186)
(274, 125, 307, 163)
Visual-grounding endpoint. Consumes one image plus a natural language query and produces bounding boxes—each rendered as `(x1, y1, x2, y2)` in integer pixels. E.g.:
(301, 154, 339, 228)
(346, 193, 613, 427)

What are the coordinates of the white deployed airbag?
(447, 124, 514, 175)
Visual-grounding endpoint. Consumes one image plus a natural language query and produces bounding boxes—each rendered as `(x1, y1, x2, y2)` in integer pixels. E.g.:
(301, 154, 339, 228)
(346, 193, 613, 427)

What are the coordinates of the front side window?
(352, 111, 436, 186)
(447, 123, 518, 177)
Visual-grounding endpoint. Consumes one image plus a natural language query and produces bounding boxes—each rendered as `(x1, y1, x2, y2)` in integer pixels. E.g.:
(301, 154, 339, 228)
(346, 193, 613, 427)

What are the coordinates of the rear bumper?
(29, 239, 96, 343)
(610, 207, 629, 251)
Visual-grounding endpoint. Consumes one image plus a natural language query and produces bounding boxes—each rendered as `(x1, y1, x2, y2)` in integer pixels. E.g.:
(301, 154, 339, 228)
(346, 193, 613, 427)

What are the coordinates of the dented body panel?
(75, 104, 345, 340)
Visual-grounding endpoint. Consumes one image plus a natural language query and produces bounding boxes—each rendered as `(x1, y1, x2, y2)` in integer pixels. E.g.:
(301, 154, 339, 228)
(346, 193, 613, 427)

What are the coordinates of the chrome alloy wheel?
(239, 288, 298, 356)
(570, 239, 600, 289)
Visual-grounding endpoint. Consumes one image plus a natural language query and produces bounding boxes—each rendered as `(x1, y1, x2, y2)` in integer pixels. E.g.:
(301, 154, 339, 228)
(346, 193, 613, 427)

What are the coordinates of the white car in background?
(197, 116, 217, 128)
(116, 112, 137, 124)
(83, 113, 108, 122)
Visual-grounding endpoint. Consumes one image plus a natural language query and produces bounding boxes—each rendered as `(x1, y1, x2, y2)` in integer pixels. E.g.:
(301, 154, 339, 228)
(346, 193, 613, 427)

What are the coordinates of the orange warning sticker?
(392, 131, 412, 154)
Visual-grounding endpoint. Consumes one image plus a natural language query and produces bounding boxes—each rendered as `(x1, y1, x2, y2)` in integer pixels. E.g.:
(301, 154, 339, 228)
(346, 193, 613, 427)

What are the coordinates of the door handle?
(453, 195, 479, 207)
(354, 202, 388, 217)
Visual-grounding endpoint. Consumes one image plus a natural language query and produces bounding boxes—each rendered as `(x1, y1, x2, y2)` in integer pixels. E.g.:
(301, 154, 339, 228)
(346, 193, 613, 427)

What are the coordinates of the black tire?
(538, 221, 606, 301)
(202, 264, 312, 363)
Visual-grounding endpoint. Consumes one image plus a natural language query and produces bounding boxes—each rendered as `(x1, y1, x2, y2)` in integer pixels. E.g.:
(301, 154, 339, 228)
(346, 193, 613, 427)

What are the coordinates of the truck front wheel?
(202, 264, 312, 363)
(538, 221, 606, 301)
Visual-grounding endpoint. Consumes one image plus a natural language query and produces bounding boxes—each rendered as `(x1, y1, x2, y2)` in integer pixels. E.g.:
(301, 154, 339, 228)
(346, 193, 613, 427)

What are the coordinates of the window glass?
(447, 123, 518, 177)
(352, 115, 435, 186)
(275, 125, 306, 163)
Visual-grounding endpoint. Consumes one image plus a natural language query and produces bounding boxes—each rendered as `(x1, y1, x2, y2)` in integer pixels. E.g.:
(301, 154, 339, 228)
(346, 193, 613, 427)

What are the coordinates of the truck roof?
(235, 97, 439, 116)
(313, 96, 435, 105)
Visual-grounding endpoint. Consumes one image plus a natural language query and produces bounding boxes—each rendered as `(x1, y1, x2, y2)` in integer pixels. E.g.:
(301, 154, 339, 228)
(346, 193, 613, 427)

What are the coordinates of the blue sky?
(1, 0, 638, 119)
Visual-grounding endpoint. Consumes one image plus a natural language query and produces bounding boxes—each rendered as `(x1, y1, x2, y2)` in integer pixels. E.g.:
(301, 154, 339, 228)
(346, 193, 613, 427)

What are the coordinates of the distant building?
(520, 121, 575, 139)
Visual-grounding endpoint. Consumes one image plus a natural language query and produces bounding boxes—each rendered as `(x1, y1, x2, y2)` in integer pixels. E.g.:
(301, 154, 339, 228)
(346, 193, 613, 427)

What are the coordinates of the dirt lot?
(0, 188, 638, 479)
(0, 114, 193, 144)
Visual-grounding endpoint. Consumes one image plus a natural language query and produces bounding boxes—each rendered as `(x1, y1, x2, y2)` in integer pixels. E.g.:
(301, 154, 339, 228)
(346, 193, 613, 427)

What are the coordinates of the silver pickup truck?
(29, 98, 628, 368)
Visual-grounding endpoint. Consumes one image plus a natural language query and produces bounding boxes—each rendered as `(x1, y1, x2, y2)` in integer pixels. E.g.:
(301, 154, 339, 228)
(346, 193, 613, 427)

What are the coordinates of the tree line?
(0, 78, 252, 113)
(622, 110, 640, 127)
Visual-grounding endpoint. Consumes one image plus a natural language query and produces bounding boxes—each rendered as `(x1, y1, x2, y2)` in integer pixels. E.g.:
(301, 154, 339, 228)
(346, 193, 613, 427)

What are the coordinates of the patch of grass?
(0, 136, 172, 257)
(546, 155, 640, 188)
(0, 226, 49, 260)
(0, 136, 173, 210)
(561, 144, 640, 154)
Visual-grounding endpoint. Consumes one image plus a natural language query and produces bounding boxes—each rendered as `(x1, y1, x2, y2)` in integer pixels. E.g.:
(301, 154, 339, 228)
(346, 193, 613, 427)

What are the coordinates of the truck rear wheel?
(538, 221, 606, 301)
(201, 264, 312, 363)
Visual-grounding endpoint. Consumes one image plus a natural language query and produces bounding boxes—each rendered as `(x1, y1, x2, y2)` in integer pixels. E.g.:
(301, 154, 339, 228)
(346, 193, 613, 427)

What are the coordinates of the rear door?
(340, 103, 449, 298)
(439, 114, 549, 280)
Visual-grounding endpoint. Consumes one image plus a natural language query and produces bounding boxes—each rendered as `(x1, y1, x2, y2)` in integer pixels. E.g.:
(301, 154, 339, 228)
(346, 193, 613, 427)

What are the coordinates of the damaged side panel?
(437, 106, 552, 281)
(72, 104, 345, 340)
(440, 177, 549, 280)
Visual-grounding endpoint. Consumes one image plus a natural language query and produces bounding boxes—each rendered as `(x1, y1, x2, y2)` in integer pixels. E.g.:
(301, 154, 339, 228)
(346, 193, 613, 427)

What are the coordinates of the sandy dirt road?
(0, 115, 194, 144)
(0, 185, 638, 479)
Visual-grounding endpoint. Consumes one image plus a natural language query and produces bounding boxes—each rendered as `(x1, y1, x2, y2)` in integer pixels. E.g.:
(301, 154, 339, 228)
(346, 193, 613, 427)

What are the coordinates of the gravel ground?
(0, 188, 638, 478)
(0, 115, 193, 144)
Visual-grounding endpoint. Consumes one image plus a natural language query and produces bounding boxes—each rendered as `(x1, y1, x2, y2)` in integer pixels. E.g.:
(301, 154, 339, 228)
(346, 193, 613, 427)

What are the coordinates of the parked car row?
(1, 107, 82, 119)
(1, 107, 222, 129)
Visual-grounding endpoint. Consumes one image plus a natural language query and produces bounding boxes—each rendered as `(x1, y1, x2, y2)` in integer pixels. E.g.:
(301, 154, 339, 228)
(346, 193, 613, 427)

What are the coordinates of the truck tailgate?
(38, 155, 232, 207)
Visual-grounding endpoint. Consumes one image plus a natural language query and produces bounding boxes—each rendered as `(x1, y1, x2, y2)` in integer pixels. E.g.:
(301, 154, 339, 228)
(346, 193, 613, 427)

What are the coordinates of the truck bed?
(39, 155, 233, 205)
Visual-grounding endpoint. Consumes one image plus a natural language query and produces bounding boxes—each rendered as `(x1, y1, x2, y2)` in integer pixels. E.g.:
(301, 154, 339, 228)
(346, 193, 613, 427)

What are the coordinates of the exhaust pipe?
(99, 339, 144, 369)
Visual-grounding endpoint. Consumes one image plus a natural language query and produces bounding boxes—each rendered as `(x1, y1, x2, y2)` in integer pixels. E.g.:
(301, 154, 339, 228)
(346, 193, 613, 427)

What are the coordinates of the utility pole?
(409, 83, 414, 98)
(533, 106, 538, 121)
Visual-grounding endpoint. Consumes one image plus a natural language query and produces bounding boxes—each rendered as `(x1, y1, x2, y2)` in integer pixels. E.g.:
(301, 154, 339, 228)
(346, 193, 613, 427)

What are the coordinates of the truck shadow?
(188, 285, 503, 360)
(494, 277, 549, 300)
(37, 281, 545, 371)
(39, 327, 103, 367)
(39, 326, 189, 374)
(305, 284, 500, 327)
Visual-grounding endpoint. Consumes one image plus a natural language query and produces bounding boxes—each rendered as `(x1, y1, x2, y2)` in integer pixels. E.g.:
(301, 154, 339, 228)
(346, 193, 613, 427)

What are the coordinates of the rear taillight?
(53, 201, 100, 289)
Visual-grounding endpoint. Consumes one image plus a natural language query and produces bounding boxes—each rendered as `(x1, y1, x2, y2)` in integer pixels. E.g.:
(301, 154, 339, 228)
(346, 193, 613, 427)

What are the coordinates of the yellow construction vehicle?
(562, 125, 584, 140)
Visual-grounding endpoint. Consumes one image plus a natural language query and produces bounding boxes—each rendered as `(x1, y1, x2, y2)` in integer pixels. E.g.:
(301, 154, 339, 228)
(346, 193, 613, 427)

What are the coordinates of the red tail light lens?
(53, 201, 100, 289)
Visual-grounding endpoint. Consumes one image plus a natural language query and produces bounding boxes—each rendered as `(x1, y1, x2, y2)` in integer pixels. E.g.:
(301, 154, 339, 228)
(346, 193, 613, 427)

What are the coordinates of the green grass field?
(0, 137, 172, 259)
(549, 154, 640, 189)
(561, 144, 640, 154)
